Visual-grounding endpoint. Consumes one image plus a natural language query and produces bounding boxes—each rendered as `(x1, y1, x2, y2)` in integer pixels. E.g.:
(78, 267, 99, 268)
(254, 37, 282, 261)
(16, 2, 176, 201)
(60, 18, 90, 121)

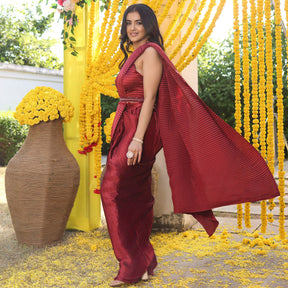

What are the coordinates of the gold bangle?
(132, 137, 143, 144)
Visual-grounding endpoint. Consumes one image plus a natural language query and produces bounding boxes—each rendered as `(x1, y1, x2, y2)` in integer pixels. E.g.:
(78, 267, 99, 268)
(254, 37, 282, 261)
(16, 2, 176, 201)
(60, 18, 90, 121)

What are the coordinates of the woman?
(101, 4, 279, 287)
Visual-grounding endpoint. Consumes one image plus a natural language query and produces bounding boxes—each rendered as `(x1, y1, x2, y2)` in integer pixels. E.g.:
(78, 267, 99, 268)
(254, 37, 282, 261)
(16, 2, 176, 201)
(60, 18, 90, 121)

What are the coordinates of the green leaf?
(0, 3, 62, 70)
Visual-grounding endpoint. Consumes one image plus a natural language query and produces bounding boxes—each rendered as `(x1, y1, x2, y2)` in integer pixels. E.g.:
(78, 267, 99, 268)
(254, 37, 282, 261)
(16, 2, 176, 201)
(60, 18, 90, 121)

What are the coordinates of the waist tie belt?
(119, 98, 144, 103)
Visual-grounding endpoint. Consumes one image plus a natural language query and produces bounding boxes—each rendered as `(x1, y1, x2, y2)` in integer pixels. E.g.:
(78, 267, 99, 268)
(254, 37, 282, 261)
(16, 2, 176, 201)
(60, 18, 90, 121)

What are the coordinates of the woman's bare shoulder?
(143, 46, 162, 62)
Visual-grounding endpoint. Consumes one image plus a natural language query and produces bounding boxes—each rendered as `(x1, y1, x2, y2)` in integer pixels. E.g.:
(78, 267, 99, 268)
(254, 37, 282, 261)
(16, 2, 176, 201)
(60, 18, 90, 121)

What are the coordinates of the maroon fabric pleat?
(121, 42, 279, 236)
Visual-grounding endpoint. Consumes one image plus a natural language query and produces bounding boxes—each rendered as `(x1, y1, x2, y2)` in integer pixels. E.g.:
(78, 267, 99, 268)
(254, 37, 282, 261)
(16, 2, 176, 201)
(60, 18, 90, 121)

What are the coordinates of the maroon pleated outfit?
(101, 42, 279, 283)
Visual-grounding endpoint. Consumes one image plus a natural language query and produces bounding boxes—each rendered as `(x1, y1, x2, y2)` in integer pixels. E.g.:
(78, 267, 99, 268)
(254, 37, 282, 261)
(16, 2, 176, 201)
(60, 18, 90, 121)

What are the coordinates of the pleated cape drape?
(113, 42, 279, 236)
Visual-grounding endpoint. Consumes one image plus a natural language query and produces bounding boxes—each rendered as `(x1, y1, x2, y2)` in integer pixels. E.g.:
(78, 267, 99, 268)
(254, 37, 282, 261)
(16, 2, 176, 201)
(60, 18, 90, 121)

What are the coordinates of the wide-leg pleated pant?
(101, 102, 162, 283)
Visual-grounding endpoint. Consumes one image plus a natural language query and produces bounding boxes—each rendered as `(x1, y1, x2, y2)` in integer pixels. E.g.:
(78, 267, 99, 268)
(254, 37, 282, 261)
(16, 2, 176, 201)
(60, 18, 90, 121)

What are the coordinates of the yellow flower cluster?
(3, 227, 288, 287)
(244, 202, 251, 229)
(104, 112, 116, 144)
(242, 236, 277, 249)
(241, 0, 251, 229)
(265, 0, 276, 221)
(265, 0, 275, 175)
(233, 0, 242, 135)
(233, 0, 243, 230)
(267, 213, 274, 223)
(242, 0, 251, 144)
(237, 204, 243, 229)
(14, 86, 74, 126)
(85, 0, 96, 77)
(274, 0, 285, 240)
(257, 0, 266, 160)
(257, 0, 268, 233)
(250, 0, 259, 151)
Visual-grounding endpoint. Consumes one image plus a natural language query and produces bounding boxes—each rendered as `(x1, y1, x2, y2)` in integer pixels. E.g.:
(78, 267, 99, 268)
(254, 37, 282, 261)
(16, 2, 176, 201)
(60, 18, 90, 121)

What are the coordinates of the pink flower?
(68, 18, 73, 26)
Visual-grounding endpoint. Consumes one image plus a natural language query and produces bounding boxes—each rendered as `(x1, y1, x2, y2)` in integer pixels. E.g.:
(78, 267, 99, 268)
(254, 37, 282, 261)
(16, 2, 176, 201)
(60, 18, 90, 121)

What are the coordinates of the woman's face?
(126, 11, 148, 48)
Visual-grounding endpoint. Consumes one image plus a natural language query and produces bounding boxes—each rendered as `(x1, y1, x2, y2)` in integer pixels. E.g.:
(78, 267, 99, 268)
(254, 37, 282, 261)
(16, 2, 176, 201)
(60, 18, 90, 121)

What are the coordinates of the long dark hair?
(119, 4, 164, 69)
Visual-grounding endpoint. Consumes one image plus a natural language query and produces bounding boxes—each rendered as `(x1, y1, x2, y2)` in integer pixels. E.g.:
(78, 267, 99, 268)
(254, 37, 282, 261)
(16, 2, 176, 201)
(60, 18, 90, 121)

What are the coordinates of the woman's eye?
(137, 22, 142, 25)
(126, 22, 131, 25)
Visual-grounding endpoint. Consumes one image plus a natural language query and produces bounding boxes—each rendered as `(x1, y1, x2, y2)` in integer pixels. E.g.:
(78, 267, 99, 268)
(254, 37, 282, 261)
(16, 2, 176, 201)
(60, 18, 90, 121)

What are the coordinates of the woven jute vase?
(5, 119, 80, 247)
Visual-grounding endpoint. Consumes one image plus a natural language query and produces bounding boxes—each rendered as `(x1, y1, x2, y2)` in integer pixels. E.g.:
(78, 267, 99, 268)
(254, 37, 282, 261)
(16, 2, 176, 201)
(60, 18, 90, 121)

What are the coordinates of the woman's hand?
(127, 139, 143, 166)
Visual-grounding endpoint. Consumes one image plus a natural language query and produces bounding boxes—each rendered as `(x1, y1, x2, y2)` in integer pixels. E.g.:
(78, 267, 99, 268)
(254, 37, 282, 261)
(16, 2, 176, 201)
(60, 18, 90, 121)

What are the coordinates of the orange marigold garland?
(93, 93, 102, 194)
(242, 0, 251, 229)
(234, 0, 243, 229)
(250, 0, 259, 152)
(257, 0, 268, 233)
(274, 0, 285, 239)
(265, 0, 276, 219)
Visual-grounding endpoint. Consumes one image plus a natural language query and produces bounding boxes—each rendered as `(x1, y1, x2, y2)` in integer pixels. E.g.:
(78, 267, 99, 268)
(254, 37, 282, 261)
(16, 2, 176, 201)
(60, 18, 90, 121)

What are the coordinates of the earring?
(126, 39, 132, 51)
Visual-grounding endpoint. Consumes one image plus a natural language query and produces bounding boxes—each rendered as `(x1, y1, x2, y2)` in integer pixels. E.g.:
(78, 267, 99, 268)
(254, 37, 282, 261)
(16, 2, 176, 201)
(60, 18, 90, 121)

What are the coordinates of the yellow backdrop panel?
(64, 6, 101, 231)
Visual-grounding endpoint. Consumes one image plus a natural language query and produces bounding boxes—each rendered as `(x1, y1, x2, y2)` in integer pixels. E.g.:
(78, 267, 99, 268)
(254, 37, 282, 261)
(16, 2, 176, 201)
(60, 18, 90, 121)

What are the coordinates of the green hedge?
(0, 112, 28, 166)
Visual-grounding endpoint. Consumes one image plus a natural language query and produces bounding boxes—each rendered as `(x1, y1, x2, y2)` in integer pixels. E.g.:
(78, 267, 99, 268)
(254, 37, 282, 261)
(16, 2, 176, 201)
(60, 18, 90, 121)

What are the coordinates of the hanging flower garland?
(233, 0, 243, 230)
(250, 0, 259, 151)
(246, 0, 257, 230)
(274, 0, 285, 240)
(175, 0, 216, 69)
(165, 0, 197, 48)
(163, 0, 186, 42)
(178, 0, 227, 71)
(157, 0, 175, 26)
(257, 0, 266, 161)
(257, 0, 268, 233)
(242, 0, 251, 229)
(264, 0, 276, 220)
(167, 0, 207, 59)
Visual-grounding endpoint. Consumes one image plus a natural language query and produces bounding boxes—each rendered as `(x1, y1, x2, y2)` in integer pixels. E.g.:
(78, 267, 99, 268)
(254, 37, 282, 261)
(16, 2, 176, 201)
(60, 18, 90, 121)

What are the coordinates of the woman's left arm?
(127, 47, 163, 166)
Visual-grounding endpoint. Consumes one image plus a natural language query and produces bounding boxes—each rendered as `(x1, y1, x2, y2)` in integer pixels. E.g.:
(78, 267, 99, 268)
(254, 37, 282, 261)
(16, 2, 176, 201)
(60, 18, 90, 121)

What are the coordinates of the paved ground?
(1, 166, 288, 287)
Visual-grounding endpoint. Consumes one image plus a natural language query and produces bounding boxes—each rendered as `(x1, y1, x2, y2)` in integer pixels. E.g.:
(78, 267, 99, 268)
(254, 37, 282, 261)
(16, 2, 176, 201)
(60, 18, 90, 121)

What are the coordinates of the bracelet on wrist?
(133, 137, 143, 144)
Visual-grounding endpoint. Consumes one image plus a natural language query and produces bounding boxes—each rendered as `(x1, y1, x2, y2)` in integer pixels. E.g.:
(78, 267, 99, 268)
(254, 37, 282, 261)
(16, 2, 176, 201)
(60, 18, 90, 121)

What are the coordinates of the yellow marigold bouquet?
(14, 86, 74, 126)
